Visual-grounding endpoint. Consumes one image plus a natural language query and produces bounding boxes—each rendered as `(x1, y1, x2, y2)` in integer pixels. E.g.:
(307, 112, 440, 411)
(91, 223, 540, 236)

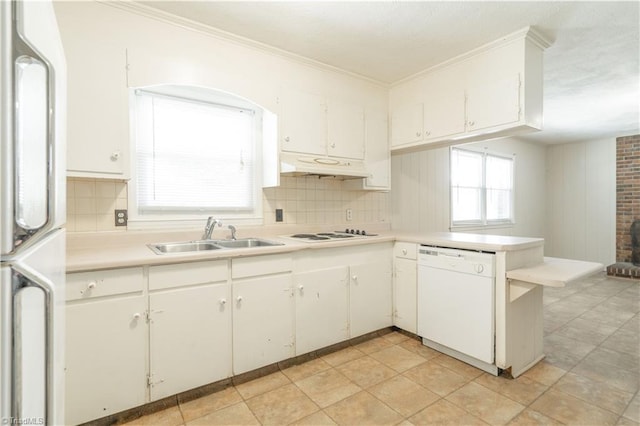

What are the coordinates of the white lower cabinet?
(393, 258, 418, 334)
(294, 243, 393, 343)
(66, 245, 395, 423)
(148, 286, 231, 399)
(350, 259, 393, 337)
(65, 294, 146, 425)
(393, 242, 418, 334)
(232, 254, 294, 374)
(148, 261, 231, 400)
(295, 266, 349, 355)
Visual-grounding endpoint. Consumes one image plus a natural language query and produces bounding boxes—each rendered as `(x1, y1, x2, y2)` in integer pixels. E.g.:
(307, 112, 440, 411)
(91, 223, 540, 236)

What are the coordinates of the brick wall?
(616, 134, 640, 262)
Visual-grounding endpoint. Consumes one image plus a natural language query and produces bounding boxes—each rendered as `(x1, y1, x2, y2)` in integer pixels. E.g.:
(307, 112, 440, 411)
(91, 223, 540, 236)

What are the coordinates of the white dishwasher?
(417, 245, 498, 375)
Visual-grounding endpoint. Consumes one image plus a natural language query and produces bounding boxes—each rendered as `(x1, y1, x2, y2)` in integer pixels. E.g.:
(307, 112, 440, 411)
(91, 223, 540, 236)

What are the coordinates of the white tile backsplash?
(66, 175, 389, 233)
(67, 178, 128, 233)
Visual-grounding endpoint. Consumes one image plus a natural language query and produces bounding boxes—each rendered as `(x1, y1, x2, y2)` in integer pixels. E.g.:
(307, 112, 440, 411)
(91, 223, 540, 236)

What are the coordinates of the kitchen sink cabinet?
(147, 261, 231, 401)
(65, 268, 146, 425)
(393, 242, 418, 334)
(294, 266, 350, 355)
(231, 254, 294, 374)
(279, 88, 365, 160)
(232, 275, 295, 374)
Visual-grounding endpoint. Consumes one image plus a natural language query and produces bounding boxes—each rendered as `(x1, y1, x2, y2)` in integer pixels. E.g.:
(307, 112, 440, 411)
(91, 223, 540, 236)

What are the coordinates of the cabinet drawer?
(66, 267, 144, 301)
(232, 254, 293, 279)
(394, 242, 417, 260)
(149, 260, 228, 291)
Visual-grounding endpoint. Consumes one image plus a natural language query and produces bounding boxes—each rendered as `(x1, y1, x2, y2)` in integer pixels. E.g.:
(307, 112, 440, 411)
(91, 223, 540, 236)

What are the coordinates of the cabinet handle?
(330, 142, 335, 148)
(80, 281, 97, 295)
(468, 121, 475, 127)
(236, 296, 243, 303)
(298, 285, 304, 291)
(402, 249, 407, 255)
(425, 131, 431, 137)
(132, 313, 141, 320)
(110, 151, 120, 161)
(219, 299, 227, 305)
(352, 275, 358, 281)
(416, 132, 421, 137)
(284, 136, 290, 142)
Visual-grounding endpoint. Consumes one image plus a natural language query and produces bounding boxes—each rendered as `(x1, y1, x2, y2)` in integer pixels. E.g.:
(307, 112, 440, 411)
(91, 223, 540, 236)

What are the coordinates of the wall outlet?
(115, 209, 128, 226)
(275, 209, 283, 222)
(346, 208, 353, 221)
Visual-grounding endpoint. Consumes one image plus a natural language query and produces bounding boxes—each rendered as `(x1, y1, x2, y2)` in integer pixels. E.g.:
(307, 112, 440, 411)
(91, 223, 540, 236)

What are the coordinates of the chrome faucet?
(227, 225, 237, 240)
(202, 217, 222, 240)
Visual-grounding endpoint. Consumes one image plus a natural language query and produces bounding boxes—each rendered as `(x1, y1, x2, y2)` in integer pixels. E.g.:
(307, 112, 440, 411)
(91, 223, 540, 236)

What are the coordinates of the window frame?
(449, 146, 515, 230)
(127, 85, 264, 230)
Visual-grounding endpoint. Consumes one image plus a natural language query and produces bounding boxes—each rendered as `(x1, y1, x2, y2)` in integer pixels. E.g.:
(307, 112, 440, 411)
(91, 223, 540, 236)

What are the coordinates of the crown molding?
(98, 0, 390, 89)
(392, 26, 553, 88)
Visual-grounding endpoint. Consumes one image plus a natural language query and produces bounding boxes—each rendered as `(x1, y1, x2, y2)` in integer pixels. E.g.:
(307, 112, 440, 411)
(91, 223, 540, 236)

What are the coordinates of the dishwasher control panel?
(418, 245, 495, 277)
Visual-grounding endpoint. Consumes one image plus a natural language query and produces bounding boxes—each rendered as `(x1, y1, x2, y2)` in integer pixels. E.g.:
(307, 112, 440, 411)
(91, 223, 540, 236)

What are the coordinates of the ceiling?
(137, 1, 639, 145)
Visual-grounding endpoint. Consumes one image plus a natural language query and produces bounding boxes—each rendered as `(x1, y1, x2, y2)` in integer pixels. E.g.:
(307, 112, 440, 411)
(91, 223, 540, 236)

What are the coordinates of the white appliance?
(417, 246, 498, 375)
(1, 0, 66, 424)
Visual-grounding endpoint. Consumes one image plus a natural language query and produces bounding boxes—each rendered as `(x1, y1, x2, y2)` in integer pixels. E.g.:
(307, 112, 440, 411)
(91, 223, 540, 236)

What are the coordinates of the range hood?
(280, 152, 370, 179)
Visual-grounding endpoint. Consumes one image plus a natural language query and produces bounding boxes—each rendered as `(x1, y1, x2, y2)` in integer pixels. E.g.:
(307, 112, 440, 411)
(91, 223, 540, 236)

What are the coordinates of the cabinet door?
(149, 283, 231, 400)
(327, 100, 365, 159)
(280, 89, 327, 156)
(295, 266, 349, 355)
(65, 295, 146, 425)
(393, 258, 417, 334)
(424, 88, 466, 140)
(390, 102, 423, 147)
(349, 259, 393, 337)
(54, 2, 128, 176)
(233, 274, 294, 374)
(466, 74, 521, 132)
(363, 108, 390, 189)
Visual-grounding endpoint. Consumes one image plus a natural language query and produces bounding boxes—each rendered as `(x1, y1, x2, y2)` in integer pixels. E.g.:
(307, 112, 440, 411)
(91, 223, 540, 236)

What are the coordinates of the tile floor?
(122, 273, 639, 425)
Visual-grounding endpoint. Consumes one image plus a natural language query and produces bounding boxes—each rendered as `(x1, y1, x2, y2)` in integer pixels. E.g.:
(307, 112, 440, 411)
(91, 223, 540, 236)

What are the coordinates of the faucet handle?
(228, 225, 237, 240)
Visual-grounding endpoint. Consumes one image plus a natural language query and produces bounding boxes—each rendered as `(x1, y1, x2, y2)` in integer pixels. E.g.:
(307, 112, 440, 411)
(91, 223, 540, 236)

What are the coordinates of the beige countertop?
(394, 231, 544, 252)
(66, 227, 545, 273)
(506, 256, 604, 287)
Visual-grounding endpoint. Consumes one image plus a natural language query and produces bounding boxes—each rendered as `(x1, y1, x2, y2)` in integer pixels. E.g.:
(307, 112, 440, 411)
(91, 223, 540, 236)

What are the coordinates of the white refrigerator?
(1, 0, 66, 424)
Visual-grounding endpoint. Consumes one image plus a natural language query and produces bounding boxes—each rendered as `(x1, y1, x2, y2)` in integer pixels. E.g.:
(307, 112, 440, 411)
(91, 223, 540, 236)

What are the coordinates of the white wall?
(391, 137, 547, 238)
(545, 138, 616, 265)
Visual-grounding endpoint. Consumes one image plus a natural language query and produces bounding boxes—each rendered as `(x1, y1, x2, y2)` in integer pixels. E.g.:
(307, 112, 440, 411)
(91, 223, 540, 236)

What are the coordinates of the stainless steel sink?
(147, 240, 224, 255)
(213, 238, 284, 249)
(148, 238, 283, 254)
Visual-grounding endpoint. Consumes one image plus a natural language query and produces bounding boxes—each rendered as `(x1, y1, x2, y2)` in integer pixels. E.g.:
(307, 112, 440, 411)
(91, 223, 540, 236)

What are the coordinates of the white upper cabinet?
(327, 99, 365, 159)
(390, 103, 423, 147)
(280, 89, 327, 156)
(280, 88, 366, 160)
(423, 84, 466, 140)
(390, 27, 549, 152)
(54, 2, 129, 178)
(466, 74, 521, 132)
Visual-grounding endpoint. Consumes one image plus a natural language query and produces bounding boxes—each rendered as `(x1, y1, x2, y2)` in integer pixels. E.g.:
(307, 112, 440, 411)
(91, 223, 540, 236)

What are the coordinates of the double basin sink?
(148, 238, 284, 255)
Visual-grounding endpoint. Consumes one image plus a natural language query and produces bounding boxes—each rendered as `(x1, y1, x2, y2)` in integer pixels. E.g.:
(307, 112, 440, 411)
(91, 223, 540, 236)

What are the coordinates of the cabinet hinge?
(147, 374, 164, 388)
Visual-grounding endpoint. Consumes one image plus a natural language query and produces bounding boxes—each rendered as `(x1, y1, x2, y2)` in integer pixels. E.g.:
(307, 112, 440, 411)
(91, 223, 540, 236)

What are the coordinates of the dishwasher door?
(417, 247, 495, 366)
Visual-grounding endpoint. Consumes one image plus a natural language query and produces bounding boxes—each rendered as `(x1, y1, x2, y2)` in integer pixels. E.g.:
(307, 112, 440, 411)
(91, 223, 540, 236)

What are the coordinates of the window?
(450, 146, 514, 227)
(130, 86, 262, 225)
